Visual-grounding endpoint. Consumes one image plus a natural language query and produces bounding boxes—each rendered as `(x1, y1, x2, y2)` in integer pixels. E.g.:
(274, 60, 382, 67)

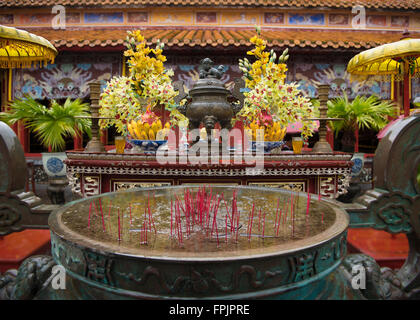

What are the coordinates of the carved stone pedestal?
(47, 178, 68, 205)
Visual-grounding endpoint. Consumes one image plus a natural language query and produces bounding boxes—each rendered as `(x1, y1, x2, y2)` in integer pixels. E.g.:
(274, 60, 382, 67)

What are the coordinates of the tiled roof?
(26, 28, 418, 50)
(1, 0, 420, 9)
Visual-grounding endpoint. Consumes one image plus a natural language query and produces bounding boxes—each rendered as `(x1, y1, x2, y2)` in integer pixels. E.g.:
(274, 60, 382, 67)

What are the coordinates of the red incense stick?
(306, 191, 311, 216)
(99, 198, 106, 232)
(171, 198, 173, 237)
(221, 193, 232, 225)
(248, 202, 255, 241)
(210, 196, 220, 236)
(262, 212, 266, 238)
(117, 209, 121, 242)
(225, 214, 228, 243)
(236, 210, 240, 242)
(148, 197, 157, 233)
(108, 200, 112, 220)
(290, 193, 294, 216)
(107, 200, 112, 232)
(88, 202, 92, 229)
(276, 209, 282, 236)
(274, 198, 280, 232)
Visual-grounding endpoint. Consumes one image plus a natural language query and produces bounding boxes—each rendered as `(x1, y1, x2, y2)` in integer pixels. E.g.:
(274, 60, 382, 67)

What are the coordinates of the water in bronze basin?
(59, 186, 336, 256)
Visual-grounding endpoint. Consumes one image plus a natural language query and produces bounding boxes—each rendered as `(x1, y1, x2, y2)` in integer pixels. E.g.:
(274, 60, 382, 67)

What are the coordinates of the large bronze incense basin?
(48, 186, 351, 299)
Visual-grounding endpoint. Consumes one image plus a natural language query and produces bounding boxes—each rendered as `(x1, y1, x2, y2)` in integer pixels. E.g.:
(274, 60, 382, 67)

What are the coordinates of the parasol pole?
(403, 61, 410, 117)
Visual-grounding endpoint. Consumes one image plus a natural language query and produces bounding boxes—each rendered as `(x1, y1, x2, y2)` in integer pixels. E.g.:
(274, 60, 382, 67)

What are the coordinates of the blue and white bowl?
(251, 141, 285, 153)
(129, 140, 167, 153)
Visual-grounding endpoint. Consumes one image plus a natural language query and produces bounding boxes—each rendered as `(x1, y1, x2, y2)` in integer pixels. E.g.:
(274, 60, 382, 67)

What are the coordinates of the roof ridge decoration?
(21, 28, 420, 50)
(1, 0, 420, 9)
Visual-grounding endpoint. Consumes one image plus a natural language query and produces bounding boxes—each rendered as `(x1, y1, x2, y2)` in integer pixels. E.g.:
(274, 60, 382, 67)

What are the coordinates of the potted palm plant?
(327, 93, 397, 152)
(0, 96, 91, 178)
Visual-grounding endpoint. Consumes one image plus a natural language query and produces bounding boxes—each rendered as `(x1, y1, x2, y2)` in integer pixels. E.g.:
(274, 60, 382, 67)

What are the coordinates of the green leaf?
(1, 97, 91, 152)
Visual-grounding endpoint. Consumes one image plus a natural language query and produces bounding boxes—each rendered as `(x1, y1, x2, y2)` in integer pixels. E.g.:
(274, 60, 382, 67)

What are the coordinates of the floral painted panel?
(289, 13, 325, 25)
(366, 15, 387, 27)
(13, 53, 122, 100)
(264, 12, 284, 24)
(127, 12, 148, 23)
(196, 12, 217, 23)
(292, 56, 391, 99)
(328, 14, 349, 26)
(0, 14, 14, 24)
(84, 12, 124, 24)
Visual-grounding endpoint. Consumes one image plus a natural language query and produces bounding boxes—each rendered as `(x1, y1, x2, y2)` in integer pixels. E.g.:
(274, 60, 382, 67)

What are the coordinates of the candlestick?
(306, 84, 341, 154)
(85, 81, 106, 152)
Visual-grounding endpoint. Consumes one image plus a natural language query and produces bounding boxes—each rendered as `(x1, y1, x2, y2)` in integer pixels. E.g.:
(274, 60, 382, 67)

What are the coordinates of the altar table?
(65, 151, 353, 199)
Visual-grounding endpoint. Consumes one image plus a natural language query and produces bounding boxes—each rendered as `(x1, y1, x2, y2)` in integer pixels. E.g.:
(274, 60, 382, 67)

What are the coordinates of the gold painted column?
(310, 84, 341, 154)
(84, 81, 105, 153)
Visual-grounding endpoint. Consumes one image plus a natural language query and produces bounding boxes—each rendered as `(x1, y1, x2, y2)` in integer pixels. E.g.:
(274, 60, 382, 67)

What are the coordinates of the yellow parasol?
(0, 25, 57, 69)
(347, 33, 420, 117)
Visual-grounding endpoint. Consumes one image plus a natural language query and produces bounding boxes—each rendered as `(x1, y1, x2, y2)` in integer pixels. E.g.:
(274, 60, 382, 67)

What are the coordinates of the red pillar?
(17, 120, 29, 153)
(73, 129, 83, 151)
(326, 125, 334, 151)
(100, 129, 108, 146)
(354, 124, 359, 153)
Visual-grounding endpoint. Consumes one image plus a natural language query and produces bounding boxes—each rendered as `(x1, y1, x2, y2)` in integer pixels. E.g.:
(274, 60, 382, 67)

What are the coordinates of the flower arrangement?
(99, 30, 188, 137)
(124, 30, 187, 127)
(235, 27, 317, 140)
(99, 76, 140, 136)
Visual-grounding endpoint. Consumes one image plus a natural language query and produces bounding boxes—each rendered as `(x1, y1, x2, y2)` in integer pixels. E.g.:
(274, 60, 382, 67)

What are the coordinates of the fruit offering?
(127, 119, 171, 140)
(245, 121, 287, 142)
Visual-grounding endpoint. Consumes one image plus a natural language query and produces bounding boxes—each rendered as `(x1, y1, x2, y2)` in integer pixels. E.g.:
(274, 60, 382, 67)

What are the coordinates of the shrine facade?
(1, 0, 420, 152)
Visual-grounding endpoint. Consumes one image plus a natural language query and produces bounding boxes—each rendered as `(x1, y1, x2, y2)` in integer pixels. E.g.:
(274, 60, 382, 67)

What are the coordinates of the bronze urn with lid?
(176, 58, 244, 143)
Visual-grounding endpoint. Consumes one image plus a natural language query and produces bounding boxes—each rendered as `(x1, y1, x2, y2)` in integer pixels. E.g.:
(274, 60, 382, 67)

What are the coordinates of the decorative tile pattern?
(2, 0, 419, 10)
(21, 28, 416, 50)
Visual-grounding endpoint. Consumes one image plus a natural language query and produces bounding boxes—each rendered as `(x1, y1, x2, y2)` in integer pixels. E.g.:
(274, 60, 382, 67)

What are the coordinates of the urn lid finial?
(198, 58, 225, 80)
